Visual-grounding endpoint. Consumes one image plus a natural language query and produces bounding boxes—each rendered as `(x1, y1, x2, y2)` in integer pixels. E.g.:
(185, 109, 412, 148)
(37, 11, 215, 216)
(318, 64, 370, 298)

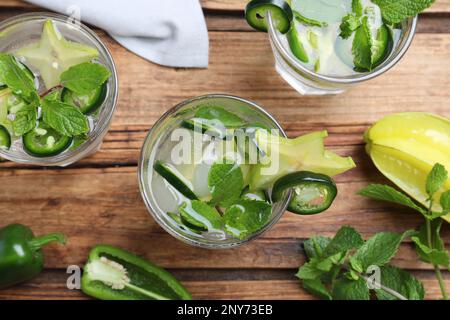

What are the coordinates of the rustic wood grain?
(0, 164, 448, 270)
(0, 1, 449, 300)
(87, 32, 450, 128)
(0, 0, 449, 12)
(0, 269, 447, 300)
(201, 0, 450, 13)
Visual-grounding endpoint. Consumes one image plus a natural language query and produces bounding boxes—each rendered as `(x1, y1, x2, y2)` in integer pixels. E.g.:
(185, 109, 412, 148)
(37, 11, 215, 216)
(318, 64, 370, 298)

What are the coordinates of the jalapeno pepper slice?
(0, 124, 11, 150)
(23, 123, 73, 157)
(61, 83, 107, 115)
(245, 0, 293, 34)
(272, 171, 337, 215)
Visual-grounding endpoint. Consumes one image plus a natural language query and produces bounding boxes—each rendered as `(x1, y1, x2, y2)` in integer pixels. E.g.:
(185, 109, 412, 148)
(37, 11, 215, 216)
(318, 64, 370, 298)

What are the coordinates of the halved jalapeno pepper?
(272, 171, 337, 215)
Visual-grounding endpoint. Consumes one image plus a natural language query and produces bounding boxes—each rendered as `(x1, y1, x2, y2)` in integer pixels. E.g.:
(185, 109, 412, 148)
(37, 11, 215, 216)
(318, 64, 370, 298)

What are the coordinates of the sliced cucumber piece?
(194, 106, 246, 128)
(179, 200, 223, 232)
(0, 124, 11, 150)
(272, 171, 337, 215)
(23, 123, 72, 157)
(245, 0, 293, 34)
(62, 83, 107, 115)
(181, 119, 228, 139)
(371, 24, 392, 68)
(154, 161, 198, 200)
(241, 186, 268, 202)
(287, 23, 309, 63)
(167, 212, 202, 234)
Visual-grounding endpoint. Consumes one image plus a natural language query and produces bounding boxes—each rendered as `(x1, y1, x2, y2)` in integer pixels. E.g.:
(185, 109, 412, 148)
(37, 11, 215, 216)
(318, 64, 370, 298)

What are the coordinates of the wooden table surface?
(0, 0, 449, 300)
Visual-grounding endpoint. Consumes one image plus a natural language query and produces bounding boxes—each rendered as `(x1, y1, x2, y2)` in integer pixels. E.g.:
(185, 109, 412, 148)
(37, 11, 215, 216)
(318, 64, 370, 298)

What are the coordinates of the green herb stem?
(39, 85, 62, 99)
(425, 218, 449, 300)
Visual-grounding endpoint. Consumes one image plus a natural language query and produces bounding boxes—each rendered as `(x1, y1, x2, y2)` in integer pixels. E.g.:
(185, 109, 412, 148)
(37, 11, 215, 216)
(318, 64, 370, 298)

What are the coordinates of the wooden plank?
(0, 6, 449, 33)
(201, 0, 450, 13)
(0, 269, 447, 300)
(0, 165, 448, 270)
(93, 32, 449, 128)
(0, 0, 449, 13)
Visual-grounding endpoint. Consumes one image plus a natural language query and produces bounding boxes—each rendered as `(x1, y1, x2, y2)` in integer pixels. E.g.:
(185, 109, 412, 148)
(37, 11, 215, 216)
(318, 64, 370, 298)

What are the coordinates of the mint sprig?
(359, 163, 449, 300)
(0, 54, 110, 152)
(352, 17, 373, 70)
(12, 104, 37, 136)
(358, 184, 428, 216)
(296, 226, 424, 300)
(208, 160, 244, 208)
(375, 265, 425, 300)
(223, 199, 272, 240)
(41, 99, 89, 137)
(0, 53, 39, 104)
(372, 0, 436, 24)
(349, 230, 415, 272)
(60, 62, 111, 95)
(339, 14, 361, 39)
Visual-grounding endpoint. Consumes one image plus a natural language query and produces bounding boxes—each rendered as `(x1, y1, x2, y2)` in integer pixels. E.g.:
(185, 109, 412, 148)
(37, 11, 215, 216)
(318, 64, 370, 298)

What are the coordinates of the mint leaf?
(323, 226, 364, 257)
(350, 230, 415, 271)
(372, 0, 436, 24)
(293, 11, 327, 27)
(296, 259, 327, 280)
(426, 163, 448, 198)
(441, 190, 450, 213)
(412, 236, 449, 267)
(179, 200, 223, 231)
(208, 161, 244, 207)
(332, 277, 370, 300)
(223, 199, 272, 240)
(352, 17, 373, 71)
(41, 99, 89, 137)
(340, 14, 361, 39)
(412, 220, 449, 267)
(303, 236, 331, 259)
(0, 54, 38, 104)
(195, 106, 246, 128)
(12, 103, 37, 136)
(358, 184, 428, 216)
(316, 252, 346, 272)
(60, 62, 111, 95)
(376, 265, 424, 300)
(302, 279, 332, 300)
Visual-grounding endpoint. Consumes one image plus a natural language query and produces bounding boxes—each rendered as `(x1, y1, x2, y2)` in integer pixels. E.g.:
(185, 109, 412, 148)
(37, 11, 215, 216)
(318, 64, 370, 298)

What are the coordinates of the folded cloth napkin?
(25, 0, 209, 68)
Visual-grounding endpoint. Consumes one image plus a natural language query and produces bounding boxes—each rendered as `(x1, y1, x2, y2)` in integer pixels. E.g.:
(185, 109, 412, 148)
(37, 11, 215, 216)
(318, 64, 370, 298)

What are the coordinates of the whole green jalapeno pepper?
(0, 224, 66, 289)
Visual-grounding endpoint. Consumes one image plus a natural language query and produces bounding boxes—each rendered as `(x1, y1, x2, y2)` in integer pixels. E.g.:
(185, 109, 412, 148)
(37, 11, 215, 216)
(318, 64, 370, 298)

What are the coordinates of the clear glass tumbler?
(138, 94, 291, 249)
(0, 13, 118, 166)
(267, 12, 418, 95)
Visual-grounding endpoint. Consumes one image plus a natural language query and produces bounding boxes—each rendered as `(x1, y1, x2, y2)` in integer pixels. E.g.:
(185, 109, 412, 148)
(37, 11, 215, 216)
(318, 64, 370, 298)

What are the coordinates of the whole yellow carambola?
(365, 112, 450, 223)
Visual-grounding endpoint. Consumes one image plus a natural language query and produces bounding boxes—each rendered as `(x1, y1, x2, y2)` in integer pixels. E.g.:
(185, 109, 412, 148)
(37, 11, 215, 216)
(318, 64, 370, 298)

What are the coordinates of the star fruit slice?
(249, 130, 356, 190)
(365, 112, 450, 222)
(16, 20, 99, 89)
